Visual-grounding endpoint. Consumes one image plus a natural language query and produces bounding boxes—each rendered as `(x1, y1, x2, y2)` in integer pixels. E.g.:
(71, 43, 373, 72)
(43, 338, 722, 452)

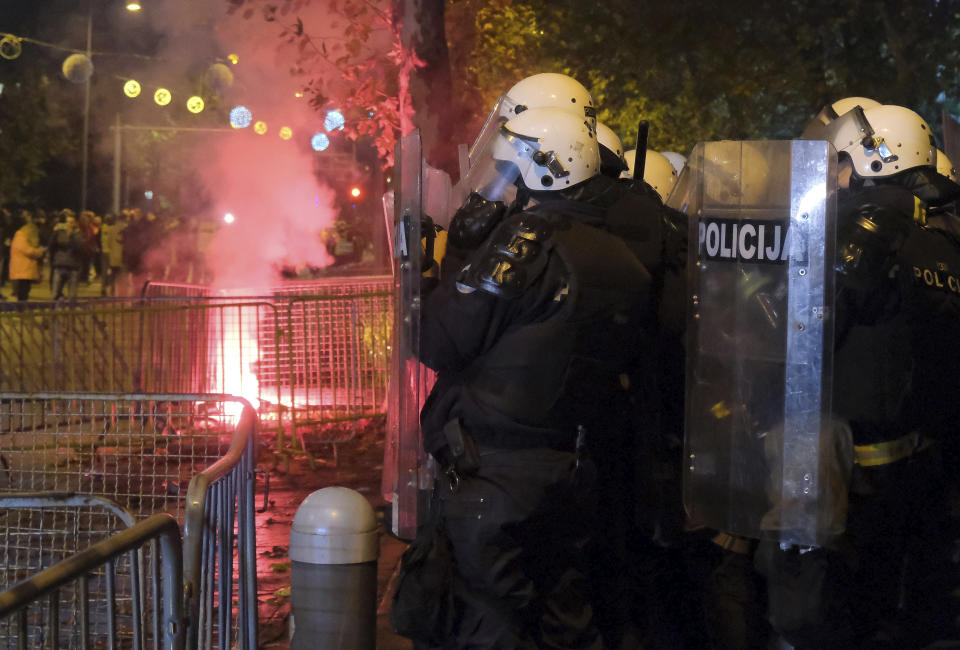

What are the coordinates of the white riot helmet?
(842, 104, 937, 179)
(832, 96, 881, 116)
(937, 149, 959, 184)
(929, 149, 960, 204)
(491, 106, 600, 192)
(596, 122, 627, 177)
(622, 149, 678, 201)
(501, 73, 597, 129)
(643, 151, 680, 201)
(661, 151, 687, 176)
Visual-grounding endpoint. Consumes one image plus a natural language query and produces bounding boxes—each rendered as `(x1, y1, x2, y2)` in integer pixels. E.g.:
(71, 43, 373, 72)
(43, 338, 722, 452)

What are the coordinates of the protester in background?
(122, 208, 146, 282)
(99, 213, 125, 297)
(0, 206, 13, 300)
(34, 209, 53, 246)
(48, 211, 85, 300)
(78, 210, 100, 283)
(8, 211, 44, 301)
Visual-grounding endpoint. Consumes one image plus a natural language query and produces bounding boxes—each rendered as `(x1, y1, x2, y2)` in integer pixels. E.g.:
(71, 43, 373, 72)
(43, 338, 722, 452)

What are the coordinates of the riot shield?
(672, 140, 841, 547)
(383, 129, 436, 540)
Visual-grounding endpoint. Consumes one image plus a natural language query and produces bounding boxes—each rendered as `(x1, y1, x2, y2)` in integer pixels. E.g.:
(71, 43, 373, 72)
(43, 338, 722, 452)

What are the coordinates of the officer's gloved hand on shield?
(837, 200, 911, 290)
(443, 102, 530, 276)
(423, 93, 518, 278)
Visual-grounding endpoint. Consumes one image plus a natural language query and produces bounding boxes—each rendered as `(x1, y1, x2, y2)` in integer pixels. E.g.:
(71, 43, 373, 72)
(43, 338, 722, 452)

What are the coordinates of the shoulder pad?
(458, 213, 554, 298)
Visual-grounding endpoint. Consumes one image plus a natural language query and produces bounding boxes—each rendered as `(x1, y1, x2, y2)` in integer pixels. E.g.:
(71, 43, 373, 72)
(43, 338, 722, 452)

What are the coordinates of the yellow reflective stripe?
(711, 532, 752, 555)
(853, 433, 918, 467)
(914, 196, 927, 225)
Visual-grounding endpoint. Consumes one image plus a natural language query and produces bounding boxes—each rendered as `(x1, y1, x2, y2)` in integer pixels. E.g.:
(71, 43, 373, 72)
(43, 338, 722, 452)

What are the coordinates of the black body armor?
(423, 201, 652, 452)
(833, 186, 960, 443)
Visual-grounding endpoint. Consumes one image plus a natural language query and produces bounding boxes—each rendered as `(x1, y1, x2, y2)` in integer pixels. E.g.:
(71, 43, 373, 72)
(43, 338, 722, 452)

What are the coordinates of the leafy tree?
(0, 70, 74, 206)
(229, 0, 960, 171)
(227, 0, 433, 167)
(466, 0, 960, 152)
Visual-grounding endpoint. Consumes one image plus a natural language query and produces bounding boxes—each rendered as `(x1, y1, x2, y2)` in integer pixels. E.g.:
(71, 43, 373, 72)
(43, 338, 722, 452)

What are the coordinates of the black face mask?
(865, 167, 960, 207)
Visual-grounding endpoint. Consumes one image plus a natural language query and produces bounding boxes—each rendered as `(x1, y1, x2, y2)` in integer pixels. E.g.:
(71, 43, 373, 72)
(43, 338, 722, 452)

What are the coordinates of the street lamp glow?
(154, 87, 172, 106)
(230, 105, 252, 128)
(186, 96, 205, 113)
(279, 126, 293, 140)
(125, 2, 142, 11)
(123, 79, 141, 98)
(224, 212, 235, 224)
(350, 186, 361, 198)
(311, 132, 330, 151)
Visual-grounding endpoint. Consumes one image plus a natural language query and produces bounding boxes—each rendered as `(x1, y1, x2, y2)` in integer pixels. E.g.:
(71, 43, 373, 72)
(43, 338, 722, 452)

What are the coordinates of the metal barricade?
(183, 404, 257, 650)
(0, 512, 185, 650)
(0, 294, 392, 447)
(270, 275, 392, 297)
(0, 393, 258, 649)
(141, 282, 213, 299)
(0, 494, 140, 650)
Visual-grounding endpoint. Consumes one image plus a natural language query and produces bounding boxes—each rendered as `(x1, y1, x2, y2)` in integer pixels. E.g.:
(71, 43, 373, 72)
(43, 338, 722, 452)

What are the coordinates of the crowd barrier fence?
(0, 392, 257, 649)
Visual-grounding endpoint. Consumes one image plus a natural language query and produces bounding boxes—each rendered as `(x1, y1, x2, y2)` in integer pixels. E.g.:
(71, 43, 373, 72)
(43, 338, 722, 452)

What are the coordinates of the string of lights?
(3, 30, 348, 148)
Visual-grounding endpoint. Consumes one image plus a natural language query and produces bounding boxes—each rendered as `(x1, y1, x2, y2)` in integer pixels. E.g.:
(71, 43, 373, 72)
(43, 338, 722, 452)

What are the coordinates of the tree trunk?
(393, 0, 460, 176)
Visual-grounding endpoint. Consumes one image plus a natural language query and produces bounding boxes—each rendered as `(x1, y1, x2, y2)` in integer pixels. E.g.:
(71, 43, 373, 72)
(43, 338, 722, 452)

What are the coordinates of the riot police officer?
(755, 102, 960, 648)
(411, 105, 654, 648)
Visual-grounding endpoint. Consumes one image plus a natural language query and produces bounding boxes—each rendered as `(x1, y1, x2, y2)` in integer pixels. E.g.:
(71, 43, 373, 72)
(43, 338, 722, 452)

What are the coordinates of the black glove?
(447, 192, 506, 251)
(837, 201, 911, 290)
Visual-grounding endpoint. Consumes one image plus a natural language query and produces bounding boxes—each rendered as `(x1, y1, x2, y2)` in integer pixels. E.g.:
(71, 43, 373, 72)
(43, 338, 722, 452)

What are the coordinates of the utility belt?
(853, 430, 935, 467)
(435, 419, 586, 493)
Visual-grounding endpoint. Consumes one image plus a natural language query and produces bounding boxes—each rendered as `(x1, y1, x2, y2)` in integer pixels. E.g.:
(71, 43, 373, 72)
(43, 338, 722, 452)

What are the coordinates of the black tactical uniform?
(417, 178, 653, 648)
(757, 184, 960, 648)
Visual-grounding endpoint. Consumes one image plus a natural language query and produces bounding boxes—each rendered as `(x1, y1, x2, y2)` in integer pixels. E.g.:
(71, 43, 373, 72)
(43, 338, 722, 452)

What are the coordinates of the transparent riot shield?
(383, 129, 436, 540)
(673, 140, 840, 547)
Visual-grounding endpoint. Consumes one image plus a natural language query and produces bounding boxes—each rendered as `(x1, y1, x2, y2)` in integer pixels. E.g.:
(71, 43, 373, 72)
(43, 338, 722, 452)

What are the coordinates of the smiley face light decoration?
(186, 96, 205, 114)
(123, 79, 141, 98)
(154, 88, 172, 106)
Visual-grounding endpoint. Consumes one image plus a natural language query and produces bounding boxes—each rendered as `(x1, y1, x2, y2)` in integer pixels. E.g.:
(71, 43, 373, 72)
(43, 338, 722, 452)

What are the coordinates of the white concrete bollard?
(289, 486, 379, 650)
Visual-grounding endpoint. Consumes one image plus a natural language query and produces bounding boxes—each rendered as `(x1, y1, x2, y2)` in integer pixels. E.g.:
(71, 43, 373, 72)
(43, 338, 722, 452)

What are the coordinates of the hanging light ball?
(230, 105, 253, 128)
(253, 121, 268, 135)
(186, 96, 205, 113)
(154, 87, 172, 106)
(311, 132, 330, 151)
(123, 79, 141, 98)
(279, 126, 293, 140)
(0, 34, 22, 60)
(324, 109, 345, 132)
(62, 53, 94, 83)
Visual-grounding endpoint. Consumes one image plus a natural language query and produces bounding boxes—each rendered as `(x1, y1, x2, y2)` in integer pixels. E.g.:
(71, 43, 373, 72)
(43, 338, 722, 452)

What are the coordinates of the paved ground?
(0, 275, 113, 302)
(254, 417, 411, 649)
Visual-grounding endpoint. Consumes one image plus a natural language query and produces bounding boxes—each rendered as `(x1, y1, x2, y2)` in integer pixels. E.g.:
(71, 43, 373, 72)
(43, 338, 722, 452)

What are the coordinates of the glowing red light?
(350, 187, 361, 198)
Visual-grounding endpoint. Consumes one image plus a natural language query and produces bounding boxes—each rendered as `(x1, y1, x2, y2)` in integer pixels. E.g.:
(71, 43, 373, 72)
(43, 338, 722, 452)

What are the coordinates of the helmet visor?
(802, 104, 840, 137)
(467, 93, 518, 164)
(456, 122, 523, 203)
(803, 104, 874, 152)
